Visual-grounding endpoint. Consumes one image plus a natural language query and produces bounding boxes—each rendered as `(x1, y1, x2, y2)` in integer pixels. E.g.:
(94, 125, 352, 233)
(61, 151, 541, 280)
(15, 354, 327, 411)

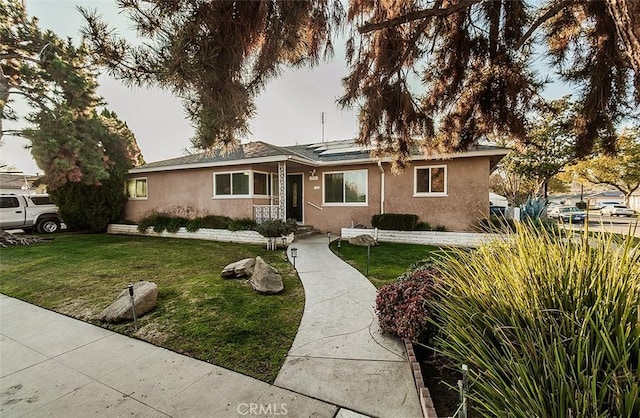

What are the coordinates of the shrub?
(375, 261, 440, 343)
(137, 212, 168, 233)
(371, 213, 419, 231)
(432, 226, 640, 416)
(228, 217, 257, 231)
(199, 215, 231, 229)
(255, 219, 298, 237)
(165, 217, 187, 233)
(185, 218, 202, 233)
(415, 221, 431, 231)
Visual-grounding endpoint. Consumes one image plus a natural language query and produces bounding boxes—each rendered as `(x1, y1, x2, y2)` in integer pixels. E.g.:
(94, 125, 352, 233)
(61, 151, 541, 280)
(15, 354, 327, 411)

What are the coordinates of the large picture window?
(125, 178, 148, 199)
(213, 171, 272, 197)
(323, 170, 367, 205)
(414, 166, 447, 196)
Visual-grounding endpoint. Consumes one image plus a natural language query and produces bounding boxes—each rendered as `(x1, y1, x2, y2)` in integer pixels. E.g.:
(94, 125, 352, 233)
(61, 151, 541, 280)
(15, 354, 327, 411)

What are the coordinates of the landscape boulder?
(221, 258, 255, 278)
(348, 234, 378, 247)
(99, 281, 158, 324)
(250, 256, 284, 294)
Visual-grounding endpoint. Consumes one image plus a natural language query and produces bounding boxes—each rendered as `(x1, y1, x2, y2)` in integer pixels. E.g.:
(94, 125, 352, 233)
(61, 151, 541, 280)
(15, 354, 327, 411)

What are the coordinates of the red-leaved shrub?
(375, 265, 440, 342)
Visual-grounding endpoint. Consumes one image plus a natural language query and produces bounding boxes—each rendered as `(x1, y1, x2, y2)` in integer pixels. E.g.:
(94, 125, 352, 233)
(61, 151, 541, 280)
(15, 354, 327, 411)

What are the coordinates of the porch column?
(278, 161, 287, 221)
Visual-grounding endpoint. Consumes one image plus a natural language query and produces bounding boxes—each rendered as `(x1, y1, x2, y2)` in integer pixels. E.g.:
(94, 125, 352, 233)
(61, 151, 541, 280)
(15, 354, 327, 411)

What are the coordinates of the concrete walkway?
(0, 295, 337, 417)
(1, 236, 421, 418)
(276, 236, 421, 418)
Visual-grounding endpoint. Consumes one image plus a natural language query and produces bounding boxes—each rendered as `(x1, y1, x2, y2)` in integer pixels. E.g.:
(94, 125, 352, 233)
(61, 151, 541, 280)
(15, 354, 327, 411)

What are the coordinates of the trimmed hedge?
(372, 213, 419, 231)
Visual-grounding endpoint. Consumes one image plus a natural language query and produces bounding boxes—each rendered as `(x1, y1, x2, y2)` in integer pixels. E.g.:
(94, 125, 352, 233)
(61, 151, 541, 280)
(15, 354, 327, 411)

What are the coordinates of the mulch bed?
(415, 344, 479, 417)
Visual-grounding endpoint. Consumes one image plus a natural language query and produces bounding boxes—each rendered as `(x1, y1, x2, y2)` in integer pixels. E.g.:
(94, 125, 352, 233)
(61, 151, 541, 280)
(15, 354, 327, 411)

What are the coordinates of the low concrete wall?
(341, 228, 506, 247)
(108, 224, 293, 246)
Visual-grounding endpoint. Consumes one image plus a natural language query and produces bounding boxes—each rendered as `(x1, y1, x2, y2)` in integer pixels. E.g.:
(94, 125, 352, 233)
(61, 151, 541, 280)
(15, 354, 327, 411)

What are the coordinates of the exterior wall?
(384, 157, 490, 232)
(123, 164, 273, 221)
(125, 156, 491, 232)
(302, 164, 382, 234)
(302, 157, 490, 233)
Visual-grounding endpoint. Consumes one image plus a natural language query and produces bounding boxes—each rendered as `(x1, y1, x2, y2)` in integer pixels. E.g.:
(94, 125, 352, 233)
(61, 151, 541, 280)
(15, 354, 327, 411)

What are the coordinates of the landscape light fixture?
(337, 238, 341, 257)
(327, 232, 332, 243)
(291, 247, 298, 268)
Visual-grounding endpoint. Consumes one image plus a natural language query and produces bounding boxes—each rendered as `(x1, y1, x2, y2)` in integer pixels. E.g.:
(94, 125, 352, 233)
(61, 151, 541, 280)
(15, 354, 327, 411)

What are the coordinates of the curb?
(404, 339, 438, 418)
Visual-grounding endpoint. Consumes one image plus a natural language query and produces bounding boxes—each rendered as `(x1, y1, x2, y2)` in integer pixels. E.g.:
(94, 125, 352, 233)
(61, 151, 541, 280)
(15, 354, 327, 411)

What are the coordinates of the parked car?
(556, 206, 587, 223)
(547, 205, 564, 219)
(592, 201, 622, 210)
(600, 204, 636, 217)
(0, 194, 62, 233)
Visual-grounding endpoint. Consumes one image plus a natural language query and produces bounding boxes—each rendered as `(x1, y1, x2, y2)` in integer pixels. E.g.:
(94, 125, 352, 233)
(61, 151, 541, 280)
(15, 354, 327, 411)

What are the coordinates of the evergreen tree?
(80, 1, 639, 166)
(1, 0, 144, 231)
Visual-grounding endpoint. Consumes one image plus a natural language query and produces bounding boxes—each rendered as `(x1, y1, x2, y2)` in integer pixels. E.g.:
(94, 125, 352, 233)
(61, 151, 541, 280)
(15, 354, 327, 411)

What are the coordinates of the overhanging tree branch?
(358, 0, 482, 34)
(514, 0, 579, 51)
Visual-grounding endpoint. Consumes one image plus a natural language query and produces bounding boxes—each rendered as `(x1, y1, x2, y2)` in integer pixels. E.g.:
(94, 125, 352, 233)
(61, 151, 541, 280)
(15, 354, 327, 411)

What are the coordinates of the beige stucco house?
(123, 140, 508, 233)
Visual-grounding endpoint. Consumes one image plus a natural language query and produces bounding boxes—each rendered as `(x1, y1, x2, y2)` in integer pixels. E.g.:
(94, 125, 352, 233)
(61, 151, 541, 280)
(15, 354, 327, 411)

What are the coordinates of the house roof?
(130, 139, 509, 174)
(0, 173, 39, 189)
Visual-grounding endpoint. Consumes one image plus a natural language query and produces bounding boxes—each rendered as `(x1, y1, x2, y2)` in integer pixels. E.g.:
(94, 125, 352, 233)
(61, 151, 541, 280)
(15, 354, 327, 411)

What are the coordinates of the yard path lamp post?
(366, 244, 371, 276)
(291, 247, 297, 268)
(128, 285, 138, 331)
(327, 232, 331, 244)
(337, 238, 341, 257)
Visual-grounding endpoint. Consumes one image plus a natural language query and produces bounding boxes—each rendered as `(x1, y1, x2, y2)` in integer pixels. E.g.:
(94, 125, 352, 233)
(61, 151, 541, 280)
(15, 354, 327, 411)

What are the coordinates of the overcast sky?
(2, 0, 360, 174)
(3, 0, 572, 175)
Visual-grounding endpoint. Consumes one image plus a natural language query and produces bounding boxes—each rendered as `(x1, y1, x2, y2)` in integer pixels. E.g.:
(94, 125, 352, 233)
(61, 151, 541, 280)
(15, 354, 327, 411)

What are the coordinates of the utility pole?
(321, 112, 325, 143)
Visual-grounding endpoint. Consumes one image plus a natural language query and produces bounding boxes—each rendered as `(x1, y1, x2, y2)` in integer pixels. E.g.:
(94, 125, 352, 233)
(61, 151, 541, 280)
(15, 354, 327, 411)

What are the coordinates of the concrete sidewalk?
(0, 295, 338, 417)
(276, 236, 421, 418)
(1, 236, 421, 418)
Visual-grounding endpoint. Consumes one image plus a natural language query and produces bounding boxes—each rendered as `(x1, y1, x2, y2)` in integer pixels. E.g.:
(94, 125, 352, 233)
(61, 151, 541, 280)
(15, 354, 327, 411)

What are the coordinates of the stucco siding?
(303, 164, 381, 234)
(123, 165, 272, 221)
(124, 157, 491, 232)
(384, 157, 490, 231)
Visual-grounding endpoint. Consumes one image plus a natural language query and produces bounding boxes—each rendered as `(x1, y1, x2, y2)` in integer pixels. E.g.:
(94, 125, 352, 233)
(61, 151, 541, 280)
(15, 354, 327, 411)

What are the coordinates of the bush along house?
(123, 139, 509, 233)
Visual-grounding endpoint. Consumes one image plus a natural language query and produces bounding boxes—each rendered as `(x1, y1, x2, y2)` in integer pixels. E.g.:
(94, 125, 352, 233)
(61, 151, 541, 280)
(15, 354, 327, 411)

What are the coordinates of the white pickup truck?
(0, 194, 62, 233)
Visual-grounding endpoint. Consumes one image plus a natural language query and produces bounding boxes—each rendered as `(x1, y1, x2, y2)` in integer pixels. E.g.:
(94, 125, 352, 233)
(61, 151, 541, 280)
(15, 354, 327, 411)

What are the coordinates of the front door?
(286, 174, 303, 222)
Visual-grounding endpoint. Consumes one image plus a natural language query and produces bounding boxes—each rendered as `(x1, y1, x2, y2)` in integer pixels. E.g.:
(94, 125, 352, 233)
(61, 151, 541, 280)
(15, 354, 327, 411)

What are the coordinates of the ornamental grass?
(432, 226, 639, 417)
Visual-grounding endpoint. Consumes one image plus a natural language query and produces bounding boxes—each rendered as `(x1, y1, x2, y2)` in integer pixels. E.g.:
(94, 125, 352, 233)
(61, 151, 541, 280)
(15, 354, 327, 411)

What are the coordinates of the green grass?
(329, 240, 446, 288)
(0, 233, 303, 383)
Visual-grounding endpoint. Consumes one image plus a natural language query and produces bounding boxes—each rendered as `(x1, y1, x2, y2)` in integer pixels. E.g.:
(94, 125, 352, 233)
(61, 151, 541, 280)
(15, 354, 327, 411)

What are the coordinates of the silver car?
(600, 204, 636, 217)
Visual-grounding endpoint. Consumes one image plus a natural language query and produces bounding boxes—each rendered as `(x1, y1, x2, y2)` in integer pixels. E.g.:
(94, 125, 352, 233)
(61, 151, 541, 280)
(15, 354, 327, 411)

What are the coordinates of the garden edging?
(107, 224, 294, 246)
(341, 227, 507, 247)
(405, 339, 438, 418)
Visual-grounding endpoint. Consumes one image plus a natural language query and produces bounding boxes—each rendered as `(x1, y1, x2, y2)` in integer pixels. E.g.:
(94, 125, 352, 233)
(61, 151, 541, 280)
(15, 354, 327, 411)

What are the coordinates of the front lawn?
(329, 240, 446, 288)
(0, 233, 303, 383)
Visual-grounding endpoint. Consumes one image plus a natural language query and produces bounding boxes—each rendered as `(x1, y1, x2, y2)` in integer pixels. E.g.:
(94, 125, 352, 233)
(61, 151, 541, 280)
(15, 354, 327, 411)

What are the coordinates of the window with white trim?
(414, 165, 447, 196)
(125, 178, 148, 199)
(213, 171, 274, 197)
(323, 169, 367, 205)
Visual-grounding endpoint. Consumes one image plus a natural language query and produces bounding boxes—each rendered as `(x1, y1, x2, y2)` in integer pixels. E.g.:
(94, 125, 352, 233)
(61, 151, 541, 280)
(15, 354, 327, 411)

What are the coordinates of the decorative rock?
(99, 281, 158, 323)
(250, 256, 284, 294)
(221, 258, 255, 278)
(348, 234, 378, 247)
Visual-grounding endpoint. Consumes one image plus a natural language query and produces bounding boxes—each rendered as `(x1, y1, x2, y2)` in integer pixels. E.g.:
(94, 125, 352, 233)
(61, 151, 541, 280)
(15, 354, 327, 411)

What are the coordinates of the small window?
(254, 172, 269, 196)
(126, 178, 148, 199)
(323, 170, 367, 205)
(0, 196, 19, 208)
(232, 172, 249, 195)
(214, 172, 250, 197)
(414, 166, 447, 196)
